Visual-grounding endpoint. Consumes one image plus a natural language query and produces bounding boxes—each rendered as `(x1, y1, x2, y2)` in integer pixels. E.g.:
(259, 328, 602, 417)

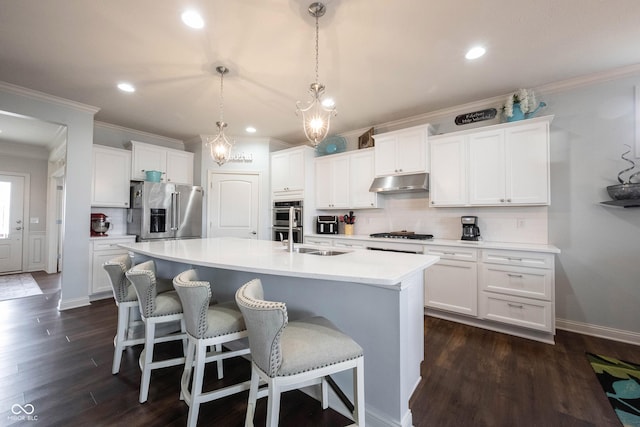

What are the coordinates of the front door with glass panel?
(0, 174, 25, 273)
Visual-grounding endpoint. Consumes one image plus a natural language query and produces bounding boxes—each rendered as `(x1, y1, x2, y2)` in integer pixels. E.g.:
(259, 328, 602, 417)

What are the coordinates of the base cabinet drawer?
(425, 259, 477, 317)
(479, 293, 552, 332)
(480, 264, 552, 300)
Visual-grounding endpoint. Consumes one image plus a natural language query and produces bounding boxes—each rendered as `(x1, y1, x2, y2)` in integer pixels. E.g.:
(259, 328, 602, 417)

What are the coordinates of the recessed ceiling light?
(182, 10, 204, 29)
(465, 46, 486, 60)
(245, 127, 257, 133)
(117, 82, 136, 93)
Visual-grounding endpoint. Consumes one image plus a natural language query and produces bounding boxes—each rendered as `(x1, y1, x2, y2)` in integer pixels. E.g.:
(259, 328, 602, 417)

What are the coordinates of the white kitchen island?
(119, 237, 439, 427)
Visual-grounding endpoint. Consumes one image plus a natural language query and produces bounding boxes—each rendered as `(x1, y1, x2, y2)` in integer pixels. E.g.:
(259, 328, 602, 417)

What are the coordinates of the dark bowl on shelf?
(607, 183, 640, 200)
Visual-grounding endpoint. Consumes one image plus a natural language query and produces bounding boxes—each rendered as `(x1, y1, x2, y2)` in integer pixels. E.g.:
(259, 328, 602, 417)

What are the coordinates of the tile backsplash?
(318, 193, 549, 244)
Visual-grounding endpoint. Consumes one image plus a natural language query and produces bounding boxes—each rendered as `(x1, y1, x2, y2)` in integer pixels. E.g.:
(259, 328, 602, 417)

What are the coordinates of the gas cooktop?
(369, 231, 434, 240)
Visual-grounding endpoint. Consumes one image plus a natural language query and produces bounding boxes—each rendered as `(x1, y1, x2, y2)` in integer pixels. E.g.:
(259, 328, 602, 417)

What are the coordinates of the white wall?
(544, 75, 640, 336)
(0, 82, 98, 310)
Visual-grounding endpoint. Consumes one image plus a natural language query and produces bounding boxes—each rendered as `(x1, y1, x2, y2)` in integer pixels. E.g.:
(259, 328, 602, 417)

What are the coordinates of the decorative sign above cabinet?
(455, 108, 497, 125)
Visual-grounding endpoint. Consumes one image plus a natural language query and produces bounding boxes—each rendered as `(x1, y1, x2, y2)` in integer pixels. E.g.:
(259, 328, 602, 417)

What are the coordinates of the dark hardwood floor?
(2, 272, 638, 426)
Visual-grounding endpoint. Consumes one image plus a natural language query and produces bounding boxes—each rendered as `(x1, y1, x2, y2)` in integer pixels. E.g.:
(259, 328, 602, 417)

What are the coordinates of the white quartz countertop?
(119, 237, 440, 288)
(306, 233, 561, 254)
(90, 234, 137, 241)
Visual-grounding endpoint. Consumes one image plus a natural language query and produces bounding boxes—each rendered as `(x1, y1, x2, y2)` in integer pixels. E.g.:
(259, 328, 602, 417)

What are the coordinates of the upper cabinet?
(349, 149, 381, 209)
(373, 124, 431, 176)
(430, 116, 553, 207)
(315, 154, 350, 209)
(271, 146, 315, 200)
(314, 148, 381, 210)
(128, 140, 194, 185)
(91, 145, 131, 208)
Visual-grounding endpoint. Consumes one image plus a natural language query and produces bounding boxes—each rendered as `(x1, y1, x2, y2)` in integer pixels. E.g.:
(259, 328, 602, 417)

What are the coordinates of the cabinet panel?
(350, 149, 380, 208)
(479, 293, 552, 332)
(505, 122, 549, 204)
(481, 250, 554, 269)
(480, 264, 552, 300)
(166, 150, 194, 185)
(90, 237, 135, 296)
(429, 135, 467, 206)
(92, 146, 131, 207)
(373, 137, 397, 176)
(131, 143, 167, 181)
(425, 259, 478, 316)
(373, 124, 429, 176)
(469, 129, 505, 205)
(424, 245, 478, 262)
(271, 147, 310, 196)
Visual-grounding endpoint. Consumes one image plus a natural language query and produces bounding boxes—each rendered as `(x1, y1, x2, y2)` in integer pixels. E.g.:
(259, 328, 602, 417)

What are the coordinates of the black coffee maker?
(461, 216, 481, 241)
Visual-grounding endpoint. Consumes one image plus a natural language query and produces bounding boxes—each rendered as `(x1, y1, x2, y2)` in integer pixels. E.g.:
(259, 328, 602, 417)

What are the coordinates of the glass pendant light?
(296, 2, 337, 146)
(207, 66, 234, 166)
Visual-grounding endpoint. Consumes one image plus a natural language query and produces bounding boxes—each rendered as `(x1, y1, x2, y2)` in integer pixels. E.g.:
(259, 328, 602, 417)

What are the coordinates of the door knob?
(251, 231, 257, 235)
(16, 220, 22, 224)
(15, 227, 22, 230)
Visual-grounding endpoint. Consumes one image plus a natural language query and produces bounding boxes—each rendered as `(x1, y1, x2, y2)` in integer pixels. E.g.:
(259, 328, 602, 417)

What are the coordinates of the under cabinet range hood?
(369, 173, 429, 193)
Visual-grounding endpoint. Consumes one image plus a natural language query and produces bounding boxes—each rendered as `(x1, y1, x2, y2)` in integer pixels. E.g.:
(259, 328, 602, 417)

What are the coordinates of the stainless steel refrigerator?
(127, 181, 203, 241)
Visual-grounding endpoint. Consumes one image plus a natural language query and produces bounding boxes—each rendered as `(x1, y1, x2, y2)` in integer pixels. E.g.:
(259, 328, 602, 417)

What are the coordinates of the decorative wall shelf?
(600, 199, 640, 208)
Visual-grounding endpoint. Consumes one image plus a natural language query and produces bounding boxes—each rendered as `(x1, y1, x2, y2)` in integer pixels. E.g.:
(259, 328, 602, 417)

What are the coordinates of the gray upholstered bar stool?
(103, 254, 144, 375)
(125, 259, 187, 403)
(235, 278, 365, 427)
(173, 269, 252, 427)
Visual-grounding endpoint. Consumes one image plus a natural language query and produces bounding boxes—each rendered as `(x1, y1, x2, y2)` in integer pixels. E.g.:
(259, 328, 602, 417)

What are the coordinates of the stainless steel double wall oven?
(272, 200, 303, 243)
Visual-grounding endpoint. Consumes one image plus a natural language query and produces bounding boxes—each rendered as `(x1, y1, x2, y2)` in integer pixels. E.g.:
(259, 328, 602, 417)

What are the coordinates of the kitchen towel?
(586, 352, 640, 427)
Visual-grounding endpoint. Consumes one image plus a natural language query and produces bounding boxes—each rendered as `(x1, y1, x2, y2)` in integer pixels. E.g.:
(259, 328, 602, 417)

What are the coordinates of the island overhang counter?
(119, 237, 440, 427)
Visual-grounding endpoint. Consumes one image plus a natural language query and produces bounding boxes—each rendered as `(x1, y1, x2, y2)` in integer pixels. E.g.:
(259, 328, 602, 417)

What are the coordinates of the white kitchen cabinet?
(479, 249, 555, 333)
(430, 116, 552, 207)
(166, 149, 194, 185)
(373, 124, 430, 176)
(89, 236, 136, 297)
(315, 154, 350, 209)
(429, 134, 468, 206)
(129, 140, 194, 185)
(271, 146, 315, 199)
(349, 149, 381, 209)
(314, 148, 382, 210)
(91, 145, 131, 208)
(423, 246, 478, 317)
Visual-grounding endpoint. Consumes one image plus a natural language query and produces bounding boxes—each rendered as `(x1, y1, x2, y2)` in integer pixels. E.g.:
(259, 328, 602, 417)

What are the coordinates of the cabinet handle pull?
(507, 303, 524, 309)
(508, 257, 523, 261)
(507, 198, 512, 202)
(500, 198, 505, 202)
(444, 252, 456, 255)
(507, 273, 523, 278)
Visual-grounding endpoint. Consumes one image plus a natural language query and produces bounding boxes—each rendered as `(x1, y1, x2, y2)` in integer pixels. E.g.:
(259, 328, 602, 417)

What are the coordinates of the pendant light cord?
(315, 12, 319, 86)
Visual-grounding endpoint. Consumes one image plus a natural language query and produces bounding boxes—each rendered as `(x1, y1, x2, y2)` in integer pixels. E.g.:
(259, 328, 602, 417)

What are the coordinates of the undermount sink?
(292, 247, 350, 256)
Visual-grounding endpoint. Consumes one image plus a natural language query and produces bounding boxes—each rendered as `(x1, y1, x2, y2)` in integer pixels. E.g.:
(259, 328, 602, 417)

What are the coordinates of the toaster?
(316, 215, 338, 234)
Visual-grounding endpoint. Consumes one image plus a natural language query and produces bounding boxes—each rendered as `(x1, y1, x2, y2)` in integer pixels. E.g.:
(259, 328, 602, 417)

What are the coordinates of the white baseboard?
(57, 296, 90, 311)
(555, 318, 640, 346)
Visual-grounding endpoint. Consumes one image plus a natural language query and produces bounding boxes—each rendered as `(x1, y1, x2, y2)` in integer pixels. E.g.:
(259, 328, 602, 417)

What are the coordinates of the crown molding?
(0, 81, 100, 114)
(94, 120, 184, 145)
(536, 63, 640, 95)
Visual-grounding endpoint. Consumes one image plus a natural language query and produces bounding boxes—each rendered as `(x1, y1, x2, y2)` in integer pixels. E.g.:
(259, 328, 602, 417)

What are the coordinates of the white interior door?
(0, 174, 25, 273)
(208, 172, 260, 239)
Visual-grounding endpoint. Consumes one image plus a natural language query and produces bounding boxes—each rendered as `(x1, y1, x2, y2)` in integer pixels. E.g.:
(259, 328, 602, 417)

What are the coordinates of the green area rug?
(587, 353, 640, 427)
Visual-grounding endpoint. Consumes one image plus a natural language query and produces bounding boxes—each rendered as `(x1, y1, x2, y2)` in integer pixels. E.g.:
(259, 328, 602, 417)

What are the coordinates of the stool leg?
(353, 357, 365, 427)
(112, 303, 128, 374)
(180, 339, 196, 402)
(215, 344, 224, 379)
(266, 380, 282, 427)
(139, 319, 155, 403)
(186, 341, 206, 427)
(321, 377, 329, 409)
(244, 365, 260, 427)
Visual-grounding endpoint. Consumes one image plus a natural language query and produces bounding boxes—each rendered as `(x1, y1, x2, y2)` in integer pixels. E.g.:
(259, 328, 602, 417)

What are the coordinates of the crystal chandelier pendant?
(296, 2, 337, 146)
(207, 66, 234, 166)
